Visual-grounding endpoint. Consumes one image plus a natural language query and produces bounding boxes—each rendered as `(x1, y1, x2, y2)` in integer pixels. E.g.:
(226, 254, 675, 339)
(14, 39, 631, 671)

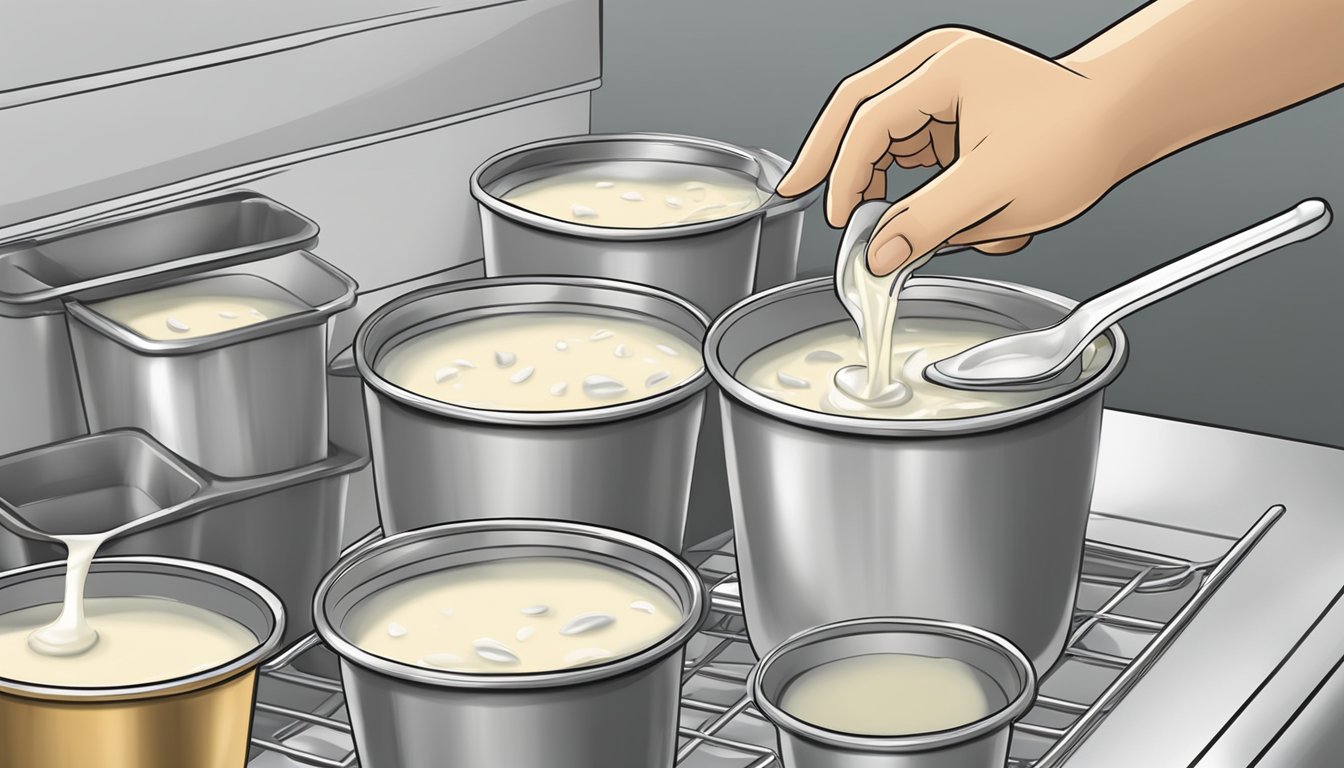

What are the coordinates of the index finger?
(775, 27, 969, 198)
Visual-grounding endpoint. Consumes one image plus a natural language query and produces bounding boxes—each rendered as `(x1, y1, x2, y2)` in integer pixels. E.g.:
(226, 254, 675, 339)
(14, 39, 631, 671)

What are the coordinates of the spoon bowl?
(833, 200, 954, 331)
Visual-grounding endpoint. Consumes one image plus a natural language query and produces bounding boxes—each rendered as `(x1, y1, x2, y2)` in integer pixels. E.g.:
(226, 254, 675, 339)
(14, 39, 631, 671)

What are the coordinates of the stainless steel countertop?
(1072, 409, 1344, 765)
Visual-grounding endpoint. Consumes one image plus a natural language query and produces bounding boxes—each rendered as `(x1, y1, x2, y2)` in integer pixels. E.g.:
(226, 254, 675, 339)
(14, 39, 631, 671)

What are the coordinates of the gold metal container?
(0, 556, 285, 768)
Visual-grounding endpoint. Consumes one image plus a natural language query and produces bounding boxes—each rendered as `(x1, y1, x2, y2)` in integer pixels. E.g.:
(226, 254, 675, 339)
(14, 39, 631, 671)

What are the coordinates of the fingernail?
(870, 235, 912, 276)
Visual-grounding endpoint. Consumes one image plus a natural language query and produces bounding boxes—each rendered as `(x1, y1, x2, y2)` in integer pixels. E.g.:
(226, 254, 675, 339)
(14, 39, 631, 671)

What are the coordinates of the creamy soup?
(503, 161, 767, 228)
(0, 596, 255, 687)
(377, 312, 702, 411)
(346, 557, 681, 674)
(779, 653, 1000, 736)
(10, 527, 255, 688)
(90, 275, 308, 341)
(738, 318, 1110, 420)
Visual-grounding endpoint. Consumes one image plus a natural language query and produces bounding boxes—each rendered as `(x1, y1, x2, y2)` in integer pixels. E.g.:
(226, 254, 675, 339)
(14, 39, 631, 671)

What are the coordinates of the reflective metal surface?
(0, 305, 88, 456)
(66, 250, 357, 477)
(705, 276, 1127, 672)
(473, 131, 817, 318)
(354, 277, 709, 550)
(0, 190, 319, 460)
(0, 429, 367, 649)
(750, 617, 1035, 768)
(0, 190, 319, 306)
(928, 200, 1331, 391)
(312, 519, 708, 768)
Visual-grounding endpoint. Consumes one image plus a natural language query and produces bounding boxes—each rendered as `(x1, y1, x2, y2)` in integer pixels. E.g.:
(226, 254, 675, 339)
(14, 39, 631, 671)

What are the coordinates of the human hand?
(776, 28, 1128, 276)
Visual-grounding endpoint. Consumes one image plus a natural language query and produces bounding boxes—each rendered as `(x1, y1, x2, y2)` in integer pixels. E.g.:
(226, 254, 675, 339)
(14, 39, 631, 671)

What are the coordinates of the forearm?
(1059, 0, 1344, 178)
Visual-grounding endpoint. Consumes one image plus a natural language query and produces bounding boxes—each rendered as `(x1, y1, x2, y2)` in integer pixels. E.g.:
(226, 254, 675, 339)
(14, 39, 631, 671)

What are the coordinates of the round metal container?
(0, 556, 285, 768)
(706, 276, 1128, 671)
(314, 518, 708, 768)
(750, 617, 1035, 768)
(354, 276, 711, 551)
(472, 132, 818, 318)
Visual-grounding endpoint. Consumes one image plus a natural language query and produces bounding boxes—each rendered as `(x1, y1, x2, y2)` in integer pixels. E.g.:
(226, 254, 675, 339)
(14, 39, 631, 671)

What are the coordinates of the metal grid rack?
(248, 506, 1281, 768)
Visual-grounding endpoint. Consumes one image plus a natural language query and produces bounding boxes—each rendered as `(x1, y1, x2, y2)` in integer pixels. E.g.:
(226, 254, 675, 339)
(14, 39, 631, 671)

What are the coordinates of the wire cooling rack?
(248, 506, 1282, 768)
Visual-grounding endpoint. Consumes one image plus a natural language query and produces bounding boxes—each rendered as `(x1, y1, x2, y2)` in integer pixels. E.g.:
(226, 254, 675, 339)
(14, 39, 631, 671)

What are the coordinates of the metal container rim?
(0, 189, 321, 307)
(471, 132, 782, 241)
(748, 616, 1037, 753)
(750, 144, 821, 219)
(312, 518, 708, 690)
(705, 275, 1129, 437)
(0, 555, 286, 702)
(353, 275, 712, 426)
(62, 250, 356, 355)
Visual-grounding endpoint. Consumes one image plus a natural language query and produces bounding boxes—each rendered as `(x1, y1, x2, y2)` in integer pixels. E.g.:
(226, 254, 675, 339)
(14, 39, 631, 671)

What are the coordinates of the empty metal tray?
(0, 190, 318, 305)
(0, 428, 369, 652)
(0, 429, 205, 537)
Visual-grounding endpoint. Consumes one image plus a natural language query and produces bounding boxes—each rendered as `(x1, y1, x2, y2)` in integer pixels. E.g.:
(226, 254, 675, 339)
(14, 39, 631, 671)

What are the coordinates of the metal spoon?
(926, 199, 1332, 391)
(833, 199, 960, 331)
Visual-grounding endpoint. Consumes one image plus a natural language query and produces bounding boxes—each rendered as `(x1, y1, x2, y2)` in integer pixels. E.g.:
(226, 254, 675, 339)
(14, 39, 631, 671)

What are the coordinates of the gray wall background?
(591, 0, 1343, 448)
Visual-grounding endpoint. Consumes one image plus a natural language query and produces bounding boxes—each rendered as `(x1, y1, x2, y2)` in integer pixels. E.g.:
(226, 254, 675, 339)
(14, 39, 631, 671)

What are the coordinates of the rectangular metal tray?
(0, 190, 318, 305)
(246, 505, 1280, 767)
(0, 428, 369, 653)
(0, 430, 205, 536)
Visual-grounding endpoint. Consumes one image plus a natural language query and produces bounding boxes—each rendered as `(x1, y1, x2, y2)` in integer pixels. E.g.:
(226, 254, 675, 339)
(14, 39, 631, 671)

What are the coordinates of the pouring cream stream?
(831, 238, 934, 410)
(26, 533, 112, 656)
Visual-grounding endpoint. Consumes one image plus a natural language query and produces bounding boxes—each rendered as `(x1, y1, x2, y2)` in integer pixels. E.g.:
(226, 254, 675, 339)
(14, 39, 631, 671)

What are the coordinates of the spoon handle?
(1071, 199, 1331, 334)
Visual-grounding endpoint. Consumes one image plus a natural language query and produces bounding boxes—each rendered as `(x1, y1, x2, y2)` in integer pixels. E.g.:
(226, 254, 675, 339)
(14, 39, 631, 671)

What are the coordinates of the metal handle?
(0, 439, 368, 545)
(1073, 199, 1331, 335)
(261, 632, 325, 673)
(749, 146, 820, 218)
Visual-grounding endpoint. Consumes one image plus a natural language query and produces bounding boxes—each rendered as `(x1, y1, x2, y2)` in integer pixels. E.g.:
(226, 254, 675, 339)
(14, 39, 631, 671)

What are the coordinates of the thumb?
(867, 160, 1005, 276)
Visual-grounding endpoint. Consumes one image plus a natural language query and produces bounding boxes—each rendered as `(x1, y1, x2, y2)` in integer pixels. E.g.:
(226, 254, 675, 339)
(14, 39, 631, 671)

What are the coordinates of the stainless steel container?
(749, 617, 1035, 768)
(0, 556, 285, 768)
(66, 249, 357, 477)
(471, 132, 818, 318)
(706, 276, 1128, 671)
(0, 190, 318, 458)
(0, 300, 88, 456)
(353, 276, 710, 551)
(0, 429, 365, 649)
(313, 518, 708, 768)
